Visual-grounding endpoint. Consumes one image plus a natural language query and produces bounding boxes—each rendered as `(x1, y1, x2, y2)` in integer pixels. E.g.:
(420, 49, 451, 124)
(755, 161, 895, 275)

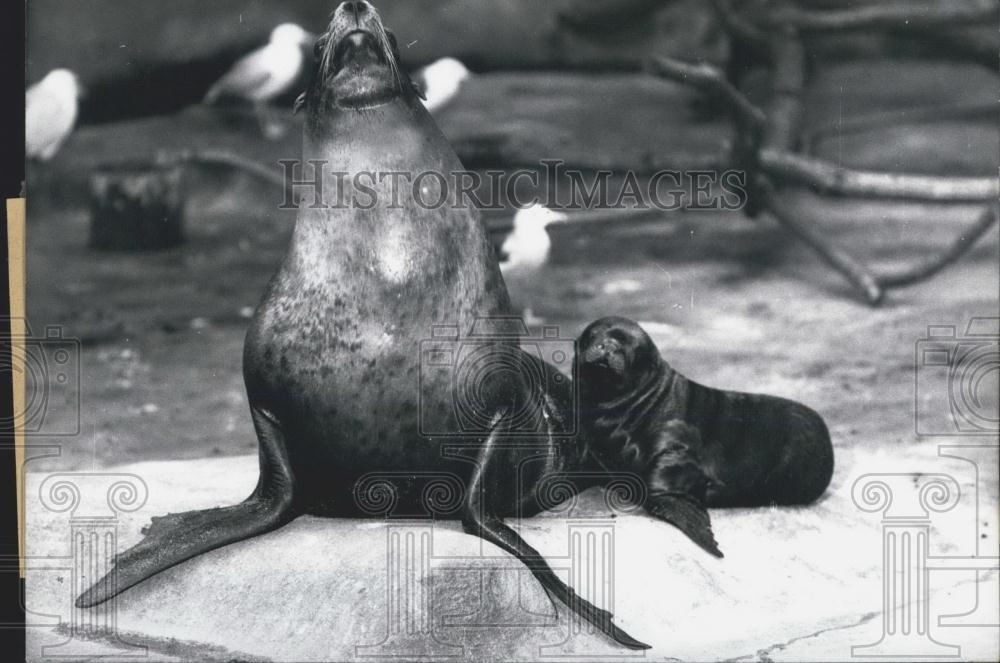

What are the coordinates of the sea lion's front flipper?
(460, 412, 652, 651)
(643, 421, 724, 558)
(645, 493, 723, 558)
(76, 406, 297, 608)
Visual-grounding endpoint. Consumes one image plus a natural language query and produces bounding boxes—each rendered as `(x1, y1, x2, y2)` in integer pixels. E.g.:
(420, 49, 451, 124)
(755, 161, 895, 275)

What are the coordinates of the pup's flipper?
(645, 492, 723, 558)
(643, 420, 723, 558)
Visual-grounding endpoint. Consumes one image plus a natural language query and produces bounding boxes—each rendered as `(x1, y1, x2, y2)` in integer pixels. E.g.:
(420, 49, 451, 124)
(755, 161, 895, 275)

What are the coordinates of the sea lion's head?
(578, 317, 664, 403)
(306, 1, 416, 113)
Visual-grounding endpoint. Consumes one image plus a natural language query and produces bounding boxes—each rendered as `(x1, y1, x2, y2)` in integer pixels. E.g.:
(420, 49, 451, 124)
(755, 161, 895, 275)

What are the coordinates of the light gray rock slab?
(25, 441, 999, 661)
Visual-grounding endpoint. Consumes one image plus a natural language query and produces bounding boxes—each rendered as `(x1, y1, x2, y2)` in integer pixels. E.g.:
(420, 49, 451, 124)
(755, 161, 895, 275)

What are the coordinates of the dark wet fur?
(75, 4, 652, 651)
(578, 316, 835, 557)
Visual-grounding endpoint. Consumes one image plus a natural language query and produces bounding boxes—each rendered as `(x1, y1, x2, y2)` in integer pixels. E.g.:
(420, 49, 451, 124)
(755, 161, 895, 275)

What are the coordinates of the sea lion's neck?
(283, 98, 509, 315)
(303, 97, 432, 165)
(582, 359, 678, 467)
(290, 100, 463, 266)
(594, 359, 675, 419)
(299, 100, 449, 218)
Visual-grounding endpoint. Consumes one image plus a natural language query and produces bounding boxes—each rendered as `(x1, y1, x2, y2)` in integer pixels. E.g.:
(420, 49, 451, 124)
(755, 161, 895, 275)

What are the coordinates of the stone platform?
(25, 440, 999, 661)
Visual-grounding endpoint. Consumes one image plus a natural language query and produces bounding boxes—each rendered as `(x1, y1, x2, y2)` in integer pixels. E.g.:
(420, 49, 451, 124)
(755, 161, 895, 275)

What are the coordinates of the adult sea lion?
(77, 1, 648, 650)
(577, 316, 835, 556)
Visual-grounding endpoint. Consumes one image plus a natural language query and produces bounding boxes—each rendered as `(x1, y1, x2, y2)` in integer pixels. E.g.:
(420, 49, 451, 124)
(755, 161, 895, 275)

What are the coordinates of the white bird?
(204, 23, 313, 106)
(499, 205, 569, 327)
(500, 204, 568, 275)
(26, 69, 82, 162)
(413, 57, 471, 114)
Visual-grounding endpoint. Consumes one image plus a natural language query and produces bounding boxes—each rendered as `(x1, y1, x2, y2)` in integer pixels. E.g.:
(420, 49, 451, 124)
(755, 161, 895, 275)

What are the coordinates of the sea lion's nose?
(341, 1, 369, 24)
(583, 343, 610, 365)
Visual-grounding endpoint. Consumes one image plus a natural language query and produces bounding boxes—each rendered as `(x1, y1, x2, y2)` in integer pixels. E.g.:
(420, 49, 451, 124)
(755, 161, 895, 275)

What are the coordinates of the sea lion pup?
(77, 1, 648, 650)
(577, 317, 835, 556)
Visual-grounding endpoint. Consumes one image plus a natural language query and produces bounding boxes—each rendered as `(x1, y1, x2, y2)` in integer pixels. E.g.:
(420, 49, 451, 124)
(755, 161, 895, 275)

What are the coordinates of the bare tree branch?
(766, 0, 998, 32)
(708, 0, 768, 46)
(762, 33, 807, 152)
(755, 29, 892, 304)
(647, 56, 767, 130)
(803, 101, 999, 153)
(903, 24, 1000, 70)
(877, 206, 999, 287)
(559, 0, 664, 32)
(653, 2, 998, 304)
(757, 178, 885, 305)
(155, 148, 286, 187)
(760, 149, 1000, 202)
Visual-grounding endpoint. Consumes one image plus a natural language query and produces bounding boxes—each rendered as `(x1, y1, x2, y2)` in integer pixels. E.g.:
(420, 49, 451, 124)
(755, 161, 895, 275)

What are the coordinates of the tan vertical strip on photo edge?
(7, 198, 26, 579)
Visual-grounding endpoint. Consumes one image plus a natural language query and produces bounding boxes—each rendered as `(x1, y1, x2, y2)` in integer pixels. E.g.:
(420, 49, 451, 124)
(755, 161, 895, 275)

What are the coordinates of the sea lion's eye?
(314, 36, 329, 59)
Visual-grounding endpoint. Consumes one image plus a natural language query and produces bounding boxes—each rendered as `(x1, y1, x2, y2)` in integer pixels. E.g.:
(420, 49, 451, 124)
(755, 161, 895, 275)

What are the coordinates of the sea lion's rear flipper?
(459, 412, 652, 651)
(76, 406, 297, 608)
(643, 421, 724, 558)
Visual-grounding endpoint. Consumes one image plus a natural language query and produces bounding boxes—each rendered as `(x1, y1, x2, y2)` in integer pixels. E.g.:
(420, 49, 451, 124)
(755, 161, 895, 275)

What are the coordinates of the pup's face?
(578, 317, 661, 400)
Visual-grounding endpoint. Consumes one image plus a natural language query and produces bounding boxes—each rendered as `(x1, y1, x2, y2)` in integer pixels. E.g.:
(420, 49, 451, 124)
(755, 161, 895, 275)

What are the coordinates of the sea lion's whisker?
(364, 3, 402, 92)
(371, 18, 403, 91)
(317, 31, 336, 83)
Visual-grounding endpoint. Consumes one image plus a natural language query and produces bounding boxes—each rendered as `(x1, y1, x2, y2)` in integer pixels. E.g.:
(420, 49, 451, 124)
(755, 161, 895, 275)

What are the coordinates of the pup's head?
(577, 316, 663, 403)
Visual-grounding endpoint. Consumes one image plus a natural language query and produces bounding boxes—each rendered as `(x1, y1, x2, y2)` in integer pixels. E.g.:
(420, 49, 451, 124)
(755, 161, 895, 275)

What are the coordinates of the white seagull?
(205, 23, 313, 105)
(413, 57, 471, 114)
(26, 69, 83, 162)
(499, 204, 569, 326)
(500, 204, 569, 275)
(204, 23, 314, 137)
